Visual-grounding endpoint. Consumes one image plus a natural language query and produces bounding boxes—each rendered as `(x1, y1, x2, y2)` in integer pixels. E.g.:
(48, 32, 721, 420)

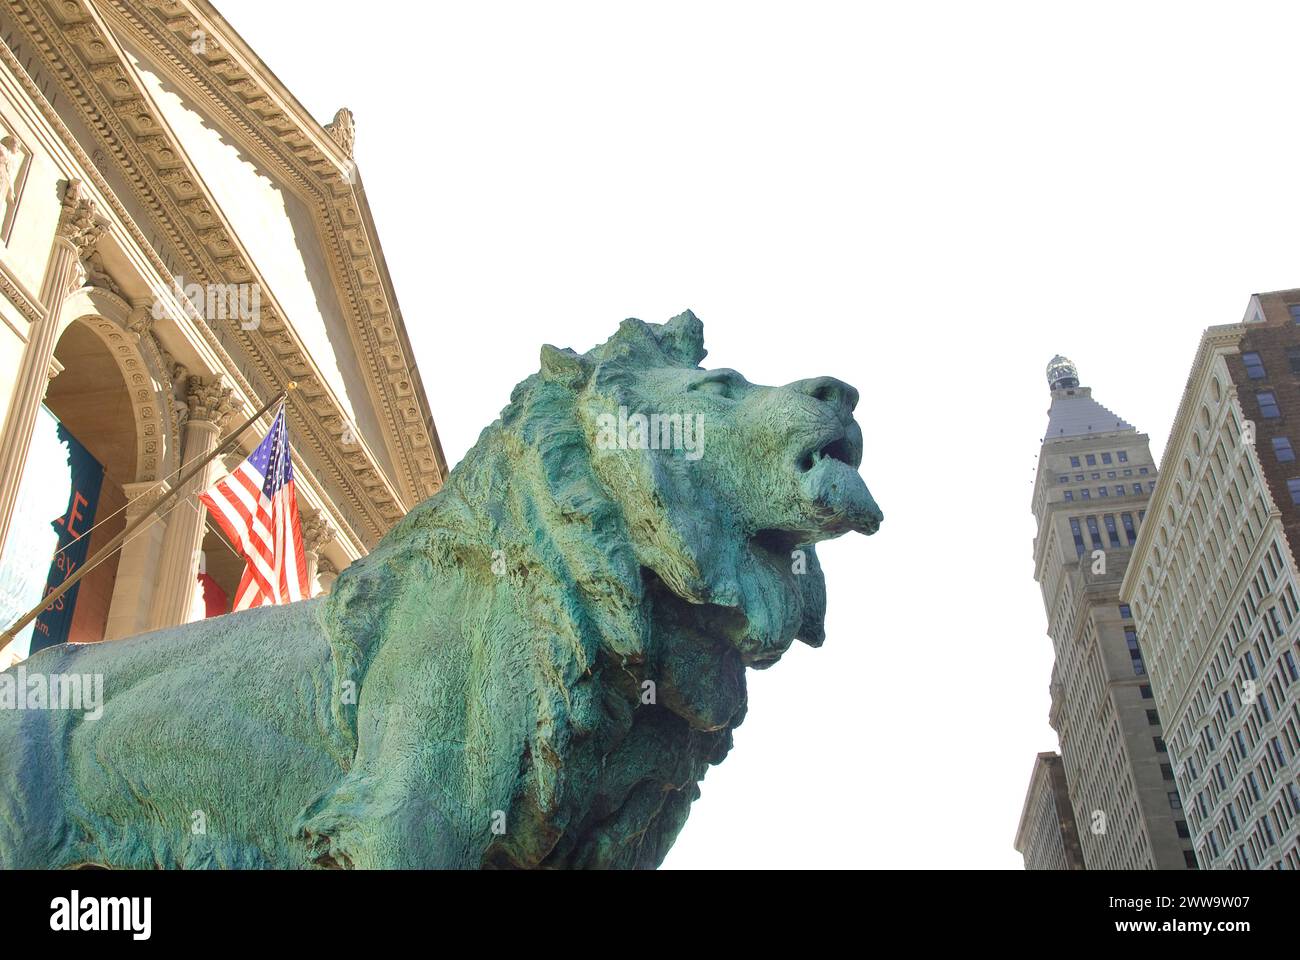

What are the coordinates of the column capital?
(56, 179, 103, 257)
(185, 375, 236, 427)
(301, 514, 336, 554)
(125, 302, 153, 339)
(121, 479, 170, 519)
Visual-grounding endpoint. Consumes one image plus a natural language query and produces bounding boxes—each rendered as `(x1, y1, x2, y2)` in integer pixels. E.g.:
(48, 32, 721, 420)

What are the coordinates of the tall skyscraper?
(1027, 356, 1196, 869)
(1122, 291, 1300, 870)
(1015, 752, 1086, 870)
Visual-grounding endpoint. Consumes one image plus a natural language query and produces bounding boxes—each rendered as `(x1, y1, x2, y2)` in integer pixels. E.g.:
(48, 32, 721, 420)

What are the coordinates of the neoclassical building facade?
(0, 0, 445, 663)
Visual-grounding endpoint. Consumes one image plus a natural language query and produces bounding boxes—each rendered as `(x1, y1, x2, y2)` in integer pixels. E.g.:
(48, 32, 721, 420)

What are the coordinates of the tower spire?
(1047, 355, 1079, 392)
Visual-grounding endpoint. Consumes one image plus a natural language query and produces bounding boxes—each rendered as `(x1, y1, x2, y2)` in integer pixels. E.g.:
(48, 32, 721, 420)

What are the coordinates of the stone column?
(0, 180, 101, 560)
(301, 514, 336, 597)
(103, 480, 169, 640)
(315, 557, 339, 596)
(149, 376, 235, 630)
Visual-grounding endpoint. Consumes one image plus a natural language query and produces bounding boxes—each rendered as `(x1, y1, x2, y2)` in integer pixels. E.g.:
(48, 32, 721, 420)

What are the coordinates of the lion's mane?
(313, 312, 825, 868)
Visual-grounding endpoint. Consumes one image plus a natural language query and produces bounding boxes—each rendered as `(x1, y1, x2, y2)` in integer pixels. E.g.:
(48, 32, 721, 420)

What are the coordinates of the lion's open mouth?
(793, 423, 881, 537)
(751, 528, 808, 556)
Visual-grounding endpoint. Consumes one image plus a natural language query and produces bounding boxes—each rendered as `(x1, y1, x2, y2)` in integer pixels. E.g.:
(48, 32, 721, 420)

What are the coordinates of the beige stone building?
(0, 1, 445, 664)
(1027, 356, 1196, 869)
(1014, 751, 1085, 870)
(1122, 292, 1300, 870)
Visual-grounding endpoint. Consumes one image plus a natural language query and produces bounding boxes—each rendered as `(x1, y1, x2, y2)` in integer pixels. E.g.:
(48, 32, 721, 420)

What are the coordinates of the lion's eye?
(689, 373, 740, 399)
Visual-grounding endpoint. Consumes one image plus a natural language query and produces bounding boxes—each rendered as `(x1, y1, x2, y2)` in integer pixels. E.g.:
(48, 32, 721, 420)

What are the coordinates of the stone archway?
(37, 287, 179, 642)
(57, 286, 178, 484)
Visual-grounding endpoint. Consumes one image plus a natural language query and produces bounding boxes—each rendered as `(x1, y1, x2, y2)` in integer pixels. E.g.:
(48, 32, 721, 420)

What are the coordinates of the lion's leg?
(295, 759, 475, 869)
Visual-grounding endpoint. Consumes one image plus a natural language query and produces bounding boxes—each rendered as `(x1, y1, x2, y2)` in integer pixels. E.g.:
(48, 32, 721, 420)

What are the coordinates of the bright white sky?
(215, 0, 1300, 867)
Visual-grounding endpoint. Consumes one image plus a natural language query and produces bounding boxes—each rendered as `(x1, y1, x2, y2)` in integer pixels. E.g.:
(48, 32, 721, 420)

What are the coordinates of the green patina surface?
(0, 312, 881, 869)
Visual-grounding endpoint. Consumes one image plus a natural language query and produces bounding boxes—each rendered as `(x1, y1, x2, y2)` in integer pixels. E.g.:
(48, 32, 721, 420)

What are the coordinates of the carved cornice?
(5, 0, 407, 552)
(104, 0, 447, 502)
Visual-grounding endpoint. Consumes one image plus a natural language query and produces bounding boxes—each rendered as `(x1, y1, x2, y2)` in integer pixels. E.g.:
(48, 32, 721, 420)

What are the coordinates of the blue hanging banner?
(30, 423, 104, 654)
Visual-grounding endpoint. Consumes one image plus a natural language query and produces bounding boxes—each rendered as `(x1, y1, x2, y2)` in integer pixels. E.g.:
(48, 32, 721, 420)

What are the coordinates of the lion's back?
(0, 598, 348, 868)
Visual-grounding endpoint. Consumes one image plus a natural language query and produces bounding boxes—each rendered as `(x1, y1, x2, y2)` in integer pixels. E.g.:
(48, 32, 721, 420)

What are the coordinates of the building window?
(1086, 516, 1102, 549)
(1099, 486, 1109, 497)
(1290, 304, 1300, 324)
(1070, 456, 1080, 468)
(1120, 604, 1132, 618)
(1175, 820, 1190, 839)
(1074, 474, 1084, 482)
(1081, 489, 1091, 500)
(1139, 467, 1149, 475)
(1273, 437, 1296, 463)
(1123, 468, 1132, 476)
(1127, 628, 1146, 675)
(1064, 490, 1074, 501)
(1258, 391, 1281, 419)
(1116, 484, 1125, 495)
(1105, 514, 1120, 546)
(1288, 478, 1300, 506)
(1160, 762, 1174, 780)
(1147, 709, 1161, 725)
(1118, 451, 1128, 462)
(1085, 454, 1096, 466)
(1154, 736, 1167, 753)
(1122, 513, 1137, 544)
(1102, 452, 1113, 464)
(1058, 475, 1068, 483)
(1243, 352, 1267, 379)
(1070, 518, 1085, 557)
(1107, 471, 1116, 479)
(1140, 683, 1153, 699)
(1289, 346, 1300, 377)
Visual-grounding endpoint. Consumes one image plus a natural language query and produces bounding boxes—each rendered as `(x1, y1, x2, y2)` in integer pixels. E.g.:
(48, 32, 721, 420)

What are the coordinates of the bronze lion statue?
(0, 311, 882, 868)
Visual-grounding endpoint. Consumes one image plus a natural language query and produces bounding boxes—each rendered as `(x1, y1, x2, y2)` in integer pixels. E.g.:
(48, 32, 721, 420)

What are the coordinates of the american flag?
(199, 403, 309, 611)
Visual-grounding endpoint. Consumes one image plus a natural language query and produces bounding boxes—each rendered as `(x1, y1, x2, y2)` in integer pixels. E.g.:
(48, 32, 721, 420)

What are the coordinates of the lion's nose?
(789, 377, 859, 416)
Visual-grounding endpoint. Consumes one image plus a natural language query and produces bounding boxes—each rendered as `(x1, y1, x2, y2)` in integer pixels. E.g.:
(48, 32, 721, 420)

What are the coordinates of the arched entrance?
(0, 288, 178, 660)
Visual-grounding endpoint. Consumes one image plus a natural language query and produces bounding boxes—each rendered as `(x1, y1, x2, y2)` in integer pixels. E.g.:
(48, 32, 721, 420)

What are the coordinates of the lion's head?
(541, 310, 881, 665)
(322, 311, 882, 867)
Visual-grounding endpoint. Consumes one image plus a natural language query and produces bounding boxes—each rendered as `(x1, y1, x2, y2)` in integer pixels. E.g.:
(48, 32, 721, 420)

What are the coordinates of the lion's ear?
(654, 310, 707, 367)
(540, 344, 591, 387)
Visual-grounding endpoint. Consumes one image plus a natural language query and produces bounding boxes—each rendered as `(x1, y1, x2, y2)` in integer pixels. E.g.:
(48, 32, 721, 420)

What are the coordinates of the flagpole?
(0, 382, 296, 659)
